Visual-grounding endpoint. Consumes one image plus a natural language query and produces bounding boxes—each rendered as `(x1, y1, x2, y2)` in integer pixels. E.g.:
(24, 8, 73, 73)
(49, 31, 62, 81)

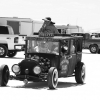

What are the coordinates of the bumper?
(10, 75, 43, 82)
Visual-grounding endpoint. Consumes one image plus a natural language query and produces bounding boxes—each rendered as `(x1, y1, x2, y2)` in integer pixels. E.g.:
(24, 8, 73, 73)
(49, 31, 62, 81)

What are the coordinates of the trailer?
(0, 17, 43, 36)
(56, 24, 84, 34)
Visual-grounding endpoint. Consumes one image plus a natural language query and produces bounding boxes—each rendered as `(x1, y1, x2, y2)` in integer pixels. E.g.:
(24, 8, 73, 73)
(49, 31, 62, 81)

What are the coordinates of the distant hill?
(88, 28, 100, 33)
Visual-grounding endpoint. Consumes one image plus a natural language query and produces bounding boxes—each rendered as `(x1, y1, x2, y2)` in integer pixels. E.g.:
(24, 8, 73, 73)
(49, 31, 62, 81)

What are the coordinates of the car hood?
(19, 59, 39, 68)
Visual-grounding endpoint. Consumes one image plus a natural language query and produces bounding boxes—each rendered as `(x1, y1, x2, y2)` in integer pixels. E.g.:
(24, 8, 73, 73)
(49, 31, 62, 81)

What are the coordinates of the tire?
(0, 45, 8, 57)
(75, 62, 85, 84)
(98, 49, 100, 54)
(0, 64, 10, 86)
(7, 51, 17, 57)
(89, 44, 98, 54)
(47, 67, 58, 89)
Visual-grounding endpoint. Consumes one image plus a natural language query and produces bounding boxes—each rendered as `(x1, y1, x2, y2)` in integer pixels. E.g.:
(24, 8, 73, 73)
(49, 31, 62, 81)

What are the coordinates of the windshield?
(27, 40, 59, 55)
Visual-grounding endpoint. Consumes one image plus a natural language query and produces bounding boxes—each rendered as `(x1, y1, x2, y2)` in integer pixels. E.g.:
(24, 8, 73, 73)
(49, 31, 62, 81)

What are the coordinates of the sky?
(0, 0, 100, 32)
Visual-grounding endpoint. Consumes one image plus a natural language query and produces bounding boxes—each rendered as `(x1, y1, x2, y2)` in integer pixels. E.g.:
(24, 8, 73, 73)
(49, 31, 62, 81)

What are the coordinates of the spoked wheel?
(0, 45, 8, 57)
(75, 62, 85, 84)
(7, 51, 17, 57)
(47, 67, 58, 89)
(0, 65, 10, 86)
(89, 45, 98, 54)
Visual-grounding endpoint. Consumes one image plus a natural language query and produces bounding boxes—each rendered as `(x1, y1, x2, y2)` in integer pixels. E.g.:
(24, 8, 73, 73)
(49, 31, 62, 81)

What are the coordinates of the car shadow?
(10, 81, 85, 90)
(82, 52, 91, 54)
(0, 57, 24, 59)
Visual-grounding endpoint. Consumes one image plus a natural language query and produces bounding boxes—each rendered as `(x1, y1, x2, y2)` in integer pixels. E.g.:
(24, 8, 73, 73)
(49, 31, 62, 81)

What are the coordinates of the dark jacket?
(39, 21, 59, 35)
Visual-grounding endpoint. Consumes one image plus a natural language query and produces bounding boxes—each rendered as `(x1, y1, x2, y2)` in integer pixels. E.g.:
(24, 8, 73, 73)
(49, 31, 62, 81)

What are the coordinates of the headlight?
(12, 64, 20, 73)
(33, 66, 41, 74)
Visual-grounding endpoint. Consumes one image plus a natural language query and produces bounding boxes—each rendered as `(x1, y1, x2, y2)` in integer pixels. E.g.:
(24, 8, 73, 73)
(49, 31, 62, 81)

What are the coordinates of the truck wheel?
(75, 62, 85, 84)
(0, 45, 8, 57)
(7, 51, 17, 57)
(47, 67, 58, 89)
(89, 45, 98, 53)
(0, 64, 10, 86)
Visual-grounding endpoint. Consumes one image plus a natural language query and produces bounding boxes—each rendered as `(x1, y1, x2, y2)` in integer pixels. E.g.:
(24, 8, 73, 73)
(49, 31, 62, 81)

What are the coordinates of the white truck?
(0, 17, 43, 36)
(0, 17, 43, 57)
(0, 25, 25, 57)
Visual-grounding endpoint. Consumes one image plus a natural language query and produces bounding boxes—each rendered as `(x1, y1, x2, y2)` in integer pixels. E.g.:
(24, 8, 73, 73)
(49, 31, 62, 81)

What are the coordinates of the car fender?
(0, 40, 7, 44)
(76, 61, 83, 68)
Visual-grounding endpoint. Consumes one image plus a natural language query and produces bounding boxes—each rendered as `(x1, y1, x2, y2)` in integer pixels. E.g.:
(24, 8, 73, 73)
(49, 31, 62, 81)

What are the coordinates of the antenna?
(76, 18, 78, 25)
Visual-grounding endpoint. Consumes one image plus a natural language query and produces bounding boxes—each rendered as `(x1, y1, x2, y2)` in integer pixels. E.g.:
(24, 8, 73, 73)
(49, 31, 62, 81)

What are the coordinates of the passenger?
(39, 17, 59, 36)
(71, 45, 75, 53)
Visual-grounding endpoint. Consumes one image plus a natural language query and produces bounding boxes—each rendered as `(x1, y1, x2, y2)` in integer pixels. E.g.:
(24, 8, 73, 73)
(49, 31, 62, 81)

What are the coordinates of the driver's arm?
(53, 25, 60, 34)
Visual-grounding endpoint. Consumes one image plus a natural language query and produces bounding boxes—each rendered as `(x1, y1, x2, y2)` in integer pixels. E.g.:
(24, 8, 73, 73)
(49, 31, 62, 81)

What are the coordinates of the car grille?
(19, 59, 38, 76)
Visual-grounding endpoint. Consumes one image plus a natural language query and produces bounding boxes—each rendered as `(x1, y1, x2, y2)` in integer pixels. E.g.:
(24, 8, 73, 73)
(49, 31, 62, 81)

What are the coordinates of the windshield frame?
(26, 38, 60, 55)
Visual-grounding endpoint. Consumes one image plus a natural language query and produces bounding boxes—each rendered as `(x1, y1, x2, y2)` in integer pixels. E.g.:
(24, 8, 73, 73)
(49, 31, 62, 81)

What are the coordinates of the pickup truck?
(71, 33, 100, 54)
(0, 25, 25, 57)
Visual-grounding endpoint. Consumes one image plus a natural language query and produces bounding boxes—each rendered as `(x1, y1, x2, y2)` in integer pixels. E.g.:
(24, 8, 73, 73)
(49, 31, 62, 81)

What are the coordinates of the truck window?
(0, 26, 9, 34)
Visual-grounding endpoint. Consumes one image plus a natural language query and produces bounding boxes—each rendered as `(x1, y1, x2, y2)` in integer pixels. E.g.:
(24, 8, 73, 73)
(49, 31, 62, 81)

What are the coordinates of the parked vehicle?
(0, 25, 25, 57)
(71, 33, 100, 54)
(0, 34, 86, 89)
(56, 24, 84, 34)
(0, 17, 43, 36)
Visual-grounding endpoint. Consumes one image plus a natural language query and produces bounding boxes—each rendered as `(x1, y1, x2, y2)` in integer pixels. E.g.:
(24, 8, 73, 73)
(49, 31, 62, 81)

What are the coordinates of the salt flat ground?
(0, 50, 100, 100)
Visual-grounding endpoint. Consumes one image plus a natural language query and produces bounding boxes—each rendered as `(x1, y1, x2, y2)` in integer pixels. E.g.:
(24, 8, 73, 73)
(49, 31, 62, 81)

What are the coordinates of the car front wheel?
(0, 64, 10, 86)
(98, 49, 100, 54)
(75, 62, 85, 84)
(47, 67, 58, 89)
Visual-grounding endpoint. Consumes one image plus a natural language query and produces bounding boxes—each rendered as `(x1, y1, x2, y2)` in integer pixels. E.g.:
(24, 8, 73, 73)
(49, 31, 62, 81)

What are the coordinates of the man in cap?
(39, 17, 59, 36)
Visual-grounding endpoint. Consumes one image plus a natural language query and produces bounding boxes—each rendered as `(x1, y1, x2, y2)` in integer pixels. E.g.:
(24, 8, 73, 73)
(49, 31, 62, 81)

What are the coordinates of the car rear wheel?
(7, 51, 17, 57)
(75, 62, 85, 84)
(47, 67, 58, 89)
(98, 49, 100, 54)
(89, 44, 98, 53)
(0, 45, 8, 57)
(0, 64, 10, 86)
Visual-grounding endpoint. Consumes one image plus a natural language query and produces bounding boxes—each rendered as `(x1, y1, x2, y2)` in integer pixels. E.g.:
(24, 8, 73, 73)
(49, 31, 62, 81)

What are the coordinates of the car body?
(0, 34, 86, 89)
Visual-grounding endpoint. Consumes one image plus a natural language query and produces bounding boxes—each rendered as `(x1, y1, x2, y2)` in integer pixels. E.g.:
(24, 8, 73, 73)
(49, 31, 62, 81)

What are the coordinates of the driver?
(39, 17, 60, 36)
(34, 41, 50, 53)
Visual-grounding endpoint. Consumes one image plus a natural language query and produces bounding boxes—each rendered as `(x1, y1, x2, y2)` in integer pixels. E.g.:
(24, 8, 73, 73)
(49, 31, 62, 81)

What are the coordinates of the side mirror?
(61, 46, 68, 54)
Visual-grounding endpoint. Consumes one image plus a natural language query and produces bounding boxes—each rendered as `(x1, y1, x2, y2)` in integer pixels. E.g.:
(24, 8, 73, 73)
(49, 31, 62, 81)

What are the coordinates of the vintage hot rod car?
(0, 34, 86, 89)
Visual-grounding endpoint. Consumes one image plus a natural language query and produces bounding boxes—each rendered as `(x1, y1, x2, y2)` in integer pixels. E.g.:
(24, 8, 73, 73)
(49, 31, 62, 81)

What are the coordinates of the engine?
(31, 55, 51, 72)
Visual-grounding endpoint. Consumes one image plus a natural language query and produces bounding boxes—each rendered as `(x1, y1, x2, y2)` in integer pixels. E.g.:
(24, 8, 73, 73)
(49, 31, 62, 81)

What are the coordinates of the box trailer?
(0, 17, 43, 36)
